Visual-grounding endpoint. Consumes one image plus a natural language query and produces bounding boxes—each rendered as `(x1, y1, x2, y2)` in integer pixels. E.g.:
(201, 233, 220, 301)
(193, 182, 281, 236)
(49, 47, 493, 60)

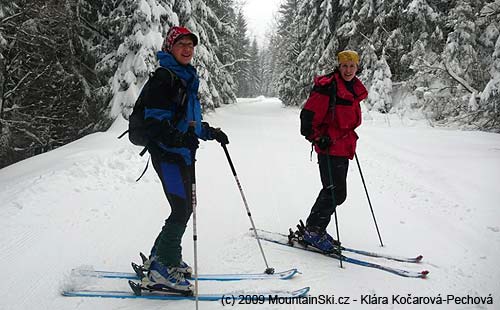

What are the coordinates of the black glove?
(161, 120, 199, 150)
(210, 127, 229, 145)
(315, 135, 331, 151)
(165, 129, 200, 151)
(178, 129, 199, 150)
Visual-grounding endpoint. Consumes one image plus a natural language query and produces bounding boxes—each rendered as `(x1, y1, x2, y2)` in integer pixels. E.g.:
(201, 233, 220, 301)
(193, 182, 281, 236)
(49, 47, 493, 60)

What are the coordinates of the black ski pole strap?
(135, 155, 150, 182)
(117, 129, 129, 139)
(139, 146, 148, 156)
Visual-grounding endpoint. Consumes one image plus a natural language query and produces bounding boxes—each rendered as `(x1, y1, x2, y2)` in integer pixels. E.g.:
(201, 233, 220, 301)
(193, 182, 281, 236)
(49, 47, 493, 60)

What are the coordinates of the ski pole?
(221, 144, 275, 274)
(354, 152, 384, 247)
(191, 163, 199, 309)
(324, 151, 343, 268)
(188, 125, 199, 309)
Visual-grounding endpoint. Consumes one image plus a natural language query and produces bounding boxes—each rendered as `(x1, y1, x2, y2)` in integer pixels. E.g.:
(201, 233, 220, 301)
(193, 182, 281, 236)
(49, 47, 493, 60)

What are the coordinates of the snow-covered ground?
(1, 97, 499, 309)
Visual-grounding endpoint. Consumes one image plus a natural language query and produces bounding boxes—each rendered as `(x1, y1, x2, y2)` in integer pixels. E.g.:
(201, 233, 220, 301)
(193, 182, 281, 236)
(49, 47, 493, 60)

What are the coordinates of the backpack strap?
(312, 74, 337, 110)
(135, 154, 150, 182)
(154, 67, 188, 126)
(155, 67, 176, 87)
(302, 74, 337, 158)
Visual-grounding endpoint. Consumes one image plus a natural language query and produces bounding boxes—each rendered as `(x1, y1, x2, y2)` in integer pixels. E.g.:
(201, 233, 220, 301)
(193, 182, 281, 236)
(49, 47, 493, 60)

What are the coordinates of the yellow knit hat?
(338, 50, 360, 64)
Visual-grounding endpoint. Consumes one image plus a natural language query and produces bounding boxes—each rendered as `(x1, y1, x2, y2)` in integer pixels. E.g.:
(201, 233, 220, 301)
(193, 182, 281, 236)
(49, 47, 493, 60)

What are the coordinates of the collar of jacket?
(314, 72, 367, 102)
(334, 73, 367, 102)
(156, 51, 199, 93)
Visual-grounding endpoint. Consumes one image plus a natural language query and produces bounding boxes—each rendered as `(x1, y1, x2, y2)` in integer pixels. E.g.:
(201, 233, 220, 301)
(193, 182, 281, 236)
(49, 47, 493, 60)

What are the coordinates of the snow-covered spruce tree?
(258, 26, 282, 97)
(258, 46, 269, 96)
(479, 34, 500, 131)
(0, 1, 15, 165)
(358, 43, 378, 88)
(206, 0, 237, 67)
(366, 54, 393, 113)
(179, 0, 236, 109)
(98, 0, 179, 119)
(477, 2, 500, 132)
(247, 38, 262, 96)
(261, 29, 281, 97)
(275, 0, 308, 106)
(396, 0, 444, 82)
(233, 9, 251, 97)
(296, 0, 336, 90)
(334, 0, 408, 86)
(335, 0, 361, 49)
(442, 2, 478, 89)
(421, 0, 490, 124)
(341, 0, 443, 85)
(376, 0, 407, 81)
(335, 0, 380, 85)
(0, 1, 13, 111)
(269, 0, 500, 131)
(102, 0, 237, 118)
(475, 2, 499, 79)
(204, 0, 237, 104)
(0, 0, 111, 168)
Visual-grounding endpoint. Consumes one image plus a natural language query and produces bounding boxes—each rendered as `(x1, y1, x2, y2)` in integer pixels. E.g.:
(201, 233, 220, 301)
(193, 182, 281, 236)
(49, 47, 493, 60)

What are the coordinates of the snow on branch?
(444, 61, 478, 94)
(0, 119, 44, 145)
(480, 1, 500, 17)
(0, 11, 26, 25)
(4, 72, 32, 99)
(217, 58, 250, 70)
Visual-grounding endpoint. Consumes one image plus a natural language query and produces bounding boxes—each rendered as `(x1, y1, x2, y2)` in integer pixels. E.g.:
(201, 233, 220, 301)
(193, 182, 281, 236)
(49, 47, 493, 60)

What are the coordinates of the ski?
(62, 285, 310, 301)
(252, 228, 423, 263)
(254, 231, 429, 279)
(72, 267, 300, 281)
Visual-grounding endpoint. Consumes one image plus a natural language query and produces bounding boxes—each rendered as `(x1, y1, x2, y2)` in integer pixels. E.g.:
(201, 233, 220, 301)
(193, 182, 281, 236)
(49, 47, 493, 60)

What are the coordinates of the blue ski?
(253, 228, 423, 263)
(72, 267, 299, 281)
(62, 286, 310, 301)
(255, 232, 429, 279)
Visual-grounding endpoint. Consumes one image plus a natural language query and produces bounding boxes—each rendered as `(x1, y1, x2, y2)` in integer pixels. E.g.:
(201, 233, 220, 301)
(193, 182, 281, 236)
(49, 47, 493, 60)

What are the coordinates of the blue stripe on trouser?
(150, 158, 192, 266)
(159, 162, 186, 199)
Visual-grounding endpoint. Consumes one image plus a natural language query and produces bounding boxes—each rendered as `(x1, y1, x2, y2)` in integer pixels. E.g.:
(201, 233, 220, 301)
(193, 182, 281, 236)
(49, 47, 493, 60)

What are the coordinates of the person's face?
(171, 37, 195, 65)
(339, 61, 358, 81)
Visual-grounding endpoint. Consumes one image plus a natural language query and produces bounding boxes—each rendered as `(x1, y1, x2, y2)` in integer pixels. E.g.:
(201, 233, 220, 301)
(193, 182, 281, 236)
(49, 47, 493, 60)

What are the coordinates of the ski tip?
(416, 255, 423, 262)
(420, 270, 430, 278)
(281, 268, 301, 280)
(292, 287, 310, 297)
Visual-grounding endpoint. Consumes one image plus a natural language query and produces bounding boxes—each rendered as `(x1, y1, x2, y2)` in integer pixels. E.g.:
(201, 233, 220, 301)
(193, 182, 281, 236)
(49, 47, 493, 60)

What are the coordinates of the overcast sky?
(242, 0, 282, 46)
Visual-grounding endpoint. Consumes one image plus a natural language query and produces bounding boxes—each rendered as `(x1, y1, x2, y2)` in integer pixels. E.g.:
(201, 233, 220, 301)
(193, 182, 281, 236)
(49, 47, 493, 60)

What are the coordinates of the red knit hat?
(162, 26, 198, 52)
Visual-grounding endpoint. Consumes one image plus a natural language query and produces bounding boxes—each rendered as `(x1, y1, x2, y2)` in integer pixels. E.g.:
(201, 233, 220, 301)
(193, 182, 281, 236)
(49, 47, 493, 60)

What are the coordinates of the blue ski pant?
(150, 154, 194, 267)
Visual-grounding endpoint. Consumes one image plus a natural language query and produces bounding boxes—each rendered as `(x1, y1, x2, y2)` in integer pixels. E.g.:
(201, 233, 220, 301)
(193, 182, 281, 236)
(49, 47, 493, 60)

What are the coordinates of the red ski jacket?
(300, 72, 368, 159)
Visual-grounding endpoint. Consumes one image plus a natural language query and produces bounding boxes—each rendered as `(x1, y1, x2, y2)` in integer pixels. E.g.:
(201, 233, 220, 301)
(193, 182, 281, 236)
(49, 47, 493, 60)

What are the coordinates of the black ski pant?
(306, 154, 349, 233)
(150, 153, 194, 267)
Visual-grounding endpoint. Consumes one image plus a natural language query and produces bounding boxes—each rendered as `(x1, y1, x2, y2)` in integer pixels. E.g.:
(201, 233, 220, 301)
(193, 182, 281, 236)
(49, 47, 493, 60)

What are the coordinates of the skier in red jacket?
(296, 50, 368, 253)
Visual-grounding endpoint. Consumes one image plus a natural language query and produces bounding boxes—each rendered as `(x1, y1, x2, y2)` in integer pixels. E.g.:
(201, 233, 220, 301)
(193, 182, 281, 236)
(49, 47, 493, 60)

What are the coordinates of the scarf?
(156, 51, 202, 136)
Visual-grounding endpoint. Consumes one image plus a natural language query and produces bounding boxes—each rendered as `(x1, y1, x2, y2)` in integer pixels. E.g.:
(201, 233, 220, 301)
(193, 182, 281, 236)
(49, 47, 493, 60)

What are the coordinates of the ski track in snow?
(0, 97, 499, 309)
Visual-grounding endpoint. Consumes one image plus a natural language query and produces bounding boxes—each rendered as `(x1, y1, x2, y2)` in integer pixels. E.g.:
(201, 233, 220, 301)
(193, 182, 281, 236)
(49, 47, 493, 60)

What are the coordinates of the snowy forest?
(1, 0, 499, 168)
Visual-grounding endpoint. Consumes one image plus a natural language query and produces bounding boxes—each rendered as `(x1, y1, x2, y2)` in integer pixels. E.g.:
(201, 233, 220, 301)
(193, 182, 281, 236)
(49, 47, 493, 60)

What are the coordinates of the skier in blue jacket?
(140, 26, 228, 293)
